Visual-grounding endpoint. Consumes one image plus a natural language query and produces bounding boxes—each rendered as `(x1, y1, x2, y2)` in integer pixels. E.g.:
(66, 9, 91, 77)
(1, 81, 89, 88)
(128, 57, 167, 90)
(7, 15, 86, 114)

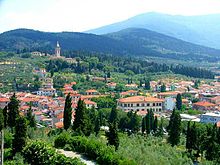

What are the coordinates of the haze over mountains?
(86, 12, 220, 49)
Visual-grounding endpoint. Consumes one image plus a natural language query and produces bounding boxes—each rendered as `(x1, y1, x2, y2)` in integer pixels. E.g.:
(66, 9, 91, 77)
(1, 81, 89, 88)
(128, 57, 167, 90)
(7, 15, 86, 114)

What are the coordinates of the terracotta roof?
(119, 96, 164, 103)
(56, 112, 64, 119)
(217, 121, 220, 128)
(193, 101, 216, 107)
(0, 98, 9, 102)
(55, 121, 63, 128)
(84, 99, 97, 105)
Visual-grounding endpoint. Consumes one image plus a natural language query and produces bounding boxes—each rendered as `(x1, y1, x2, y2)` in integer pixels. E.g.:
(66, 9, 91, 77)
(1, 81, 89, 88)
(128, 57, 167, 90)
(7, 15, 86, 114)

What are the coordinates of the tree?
(94, 117, 100, 136)
(12, 116, 27, 155)
(153, 116, 158, 133)
(129, 111, 140, 133)
(8, 93, 20, 128)
(168, 110, 181, 146)
(73, 99, 92, 136)
(144, 80, 151, 90)
(141, 117, 146, 135)
(176, 93, 182, 110)
(186, 121, 193, 153)
(156, 117, 164, 137)
(146, 110, 151, 134)
(161, 84, 166, 92)
(3, 106, 8, 128)
(26, 103, 36, 128)
(107, 72, 111, 78)
(63, 93, 72, 130)
(109, 104, 117, 124)
(0, 108, 4, 131)
(106, 121, 119, 150)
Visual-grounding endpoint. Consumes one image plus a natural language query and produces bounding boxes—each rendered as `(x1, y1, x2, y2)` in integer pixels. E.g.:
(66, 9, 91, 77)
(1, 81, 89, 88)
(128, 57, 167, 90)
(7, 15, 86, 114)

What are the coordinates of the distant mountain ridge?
(86, 12, 220, 49)
(0, 28, 220, 61)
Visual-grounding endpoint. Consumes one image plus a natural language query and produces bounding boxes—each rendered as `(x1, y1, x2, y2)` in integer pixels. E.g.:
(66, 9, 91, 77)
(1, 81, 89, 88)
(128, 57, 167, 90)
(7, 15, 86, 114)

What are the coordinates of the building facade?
(118, 96, 164, 112)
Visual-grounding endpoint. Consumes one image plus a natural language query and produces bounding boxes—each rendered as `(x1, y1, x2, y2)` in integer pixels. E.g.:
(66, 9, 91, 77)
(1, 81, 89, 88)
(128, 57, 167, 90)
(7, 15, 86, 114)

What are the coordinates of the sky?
(1, 0, 220, 33)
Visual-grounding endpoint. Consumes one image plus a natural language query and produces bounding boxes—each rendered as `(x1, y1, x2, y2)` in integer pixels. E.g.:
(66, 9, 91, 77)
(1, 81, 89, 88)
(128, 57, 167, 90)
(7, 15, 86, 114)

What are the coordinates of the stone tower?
(55, 41, 61, 57)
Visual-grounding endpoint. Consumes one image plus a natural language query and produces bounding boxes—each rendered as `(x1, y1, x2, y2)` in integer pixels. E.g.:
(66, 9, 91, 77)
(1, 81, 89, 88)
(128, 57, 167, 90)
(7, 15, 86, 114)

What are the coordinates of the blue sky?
(1, 0, 220, 33)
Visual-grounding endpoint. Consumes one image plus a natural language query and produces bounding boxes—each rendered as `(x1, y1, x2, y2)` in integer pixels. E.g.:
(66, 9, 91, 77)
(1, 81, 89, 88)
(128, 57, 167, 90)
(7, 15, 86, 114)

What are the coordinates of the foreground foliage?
(23, 140, 84, 165)
(54, 134, 136, 165)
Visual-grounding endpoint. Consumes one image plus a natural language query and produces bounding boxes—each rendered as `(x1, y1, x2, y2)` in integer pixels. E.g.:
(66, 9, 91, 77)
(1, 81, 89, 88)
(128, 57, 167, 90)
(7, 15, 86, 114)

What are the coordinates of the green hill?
(0, 28, 220, 61)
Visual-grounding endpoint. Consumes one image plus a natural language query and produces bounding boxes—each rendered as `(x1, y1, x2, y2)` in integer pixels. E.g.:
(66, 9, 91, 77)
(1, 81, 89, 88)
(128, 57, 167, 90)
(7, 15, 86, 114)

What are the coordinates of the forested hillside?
(1, 28, 220, 61)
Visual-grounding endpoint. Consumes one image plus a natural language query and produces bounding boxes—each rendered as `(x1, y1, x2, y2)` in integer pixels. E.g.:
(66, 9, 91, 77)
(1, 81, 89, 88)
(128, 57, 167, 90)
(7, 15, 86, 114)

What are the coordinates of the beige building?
(118, 96, 164, 112)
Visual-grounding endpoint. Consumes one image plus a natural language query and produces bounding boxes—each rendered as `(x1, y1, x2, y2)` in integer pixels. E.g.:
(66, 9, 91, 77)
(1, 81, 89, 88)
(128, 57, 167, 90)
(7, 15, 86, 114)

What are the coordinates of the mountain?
(86, 12, 220, 49)
(0, 28, 220, 61)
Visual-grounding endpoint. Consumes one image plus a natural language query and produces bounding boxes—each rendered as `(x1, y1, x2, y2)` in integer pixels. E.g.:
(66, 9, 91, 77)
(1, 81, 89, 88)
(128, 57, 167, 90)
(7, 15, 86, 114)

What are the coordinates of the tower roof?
(56, 41, 60, 48)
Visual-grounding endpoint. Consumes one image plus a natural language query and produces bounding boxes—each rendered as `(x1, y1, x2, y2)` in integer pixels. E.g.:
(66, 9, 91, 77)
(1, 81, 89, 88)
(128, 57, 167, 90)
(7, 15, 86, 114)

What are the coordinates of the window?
(137, 103, 139, 107)
(128, 104, 130, 107)
(124, 104, 127, 107)
(159, 103, 162, 106)
(137, 109, 139, 111)
(142, 103, 145, 107)
(153, 103, 155, 106)
(131, 104, 133, 107)
(147, 103, 150, 106)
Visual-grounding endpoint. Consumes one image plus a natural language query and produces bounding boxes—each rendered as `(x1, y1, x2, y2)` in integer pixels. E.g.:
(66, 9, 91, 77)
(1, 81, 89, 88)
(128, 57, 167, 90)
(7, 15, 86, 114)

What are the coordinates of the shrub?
(23, 140, 84, 165)
(68, 136, 136, 165)
(54, 131, 71, 148)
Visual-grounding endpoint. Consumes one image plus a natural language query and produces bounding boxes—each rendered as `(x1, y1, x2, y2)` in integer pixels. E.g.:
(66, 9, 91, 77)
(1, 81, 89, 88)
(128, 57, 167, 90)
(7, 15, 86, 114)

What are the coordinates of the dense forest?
(46, 51, 215, 79)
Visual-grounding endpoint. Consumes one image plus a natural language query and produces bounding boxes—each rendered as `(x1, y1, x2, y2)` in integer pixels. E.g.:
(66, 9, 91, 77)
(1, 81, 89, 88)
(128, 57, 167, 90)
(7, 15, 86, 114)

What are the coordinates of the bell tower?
(55, 41, 61, 57)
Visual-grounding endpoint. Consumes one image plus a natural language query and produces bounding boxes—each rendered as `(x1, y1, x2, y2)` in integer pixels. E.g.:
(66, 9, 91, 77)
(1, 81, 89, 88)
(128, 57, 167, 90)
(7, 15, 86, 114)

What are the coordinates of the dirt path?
(57, 149, 96, 165)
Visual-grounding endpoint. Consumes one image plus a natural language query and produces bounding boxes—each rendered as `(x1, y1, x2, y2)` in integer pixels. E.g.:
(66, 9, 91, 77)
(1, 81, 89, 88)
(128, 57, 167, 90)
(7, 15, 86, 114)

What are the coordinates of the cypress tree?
(161, 84, 166, 92)
(64, 93, 72, 130)
(153, 116, 158, 133)
(149, 109, 154, 131)
(156, 117, 164, 137)
(12, 116, 27, 155)
(106, 121, 119, 150)
(26, 103, 36, 128)
(146, 110, 151, 134)
(3, 106, 8, 128)
(109, 104, 117, 124)
(73, 99, 92, 136)
(176, 93, 182, 110)
(168, 110, 181, 146)
(130, 112, 140, 133)
(94, 117, 100, 136)
(144, 80, 151, 90)
(141, 117, 146, 135)
(8, 93, 20, 128)
(186, 121, 192, 153)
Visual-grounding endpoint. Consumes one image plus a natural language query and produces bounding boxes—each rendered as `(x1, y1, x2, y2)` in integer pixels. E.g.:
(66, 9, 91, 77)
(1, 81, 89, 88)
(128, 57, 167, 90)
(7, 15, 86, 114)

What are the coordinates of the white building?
(164, 97, 176, 110)
(200, 112, 220, 124)
(118, 96, 164, 112)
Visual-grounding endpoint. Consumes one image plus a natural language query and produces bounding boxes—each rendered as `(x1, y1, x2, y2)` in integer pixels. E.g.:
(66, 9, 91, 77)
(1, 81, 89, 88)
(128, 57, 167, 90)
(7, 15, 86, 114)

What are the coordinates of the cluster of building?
(1, 42, 220, 128)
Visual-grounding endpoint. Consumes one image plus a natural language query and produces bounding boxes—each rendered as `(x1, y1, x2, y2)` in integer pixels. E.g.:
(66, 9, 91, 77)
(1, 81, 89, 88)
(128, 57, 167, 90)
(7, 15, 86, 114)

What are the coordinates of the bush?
(54, 131, 71, 148)
(68, 136, 136, 165)
(4, 130, 13, 148)
(23, 140, 84, 165)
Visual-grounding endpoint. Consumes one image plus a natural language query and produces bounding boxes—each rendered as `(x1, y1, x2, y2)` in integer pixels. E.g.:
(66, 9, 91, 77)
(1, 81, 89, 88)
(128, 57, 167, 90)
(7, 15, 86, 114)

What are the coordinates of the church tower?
(55, 41, 61, 57)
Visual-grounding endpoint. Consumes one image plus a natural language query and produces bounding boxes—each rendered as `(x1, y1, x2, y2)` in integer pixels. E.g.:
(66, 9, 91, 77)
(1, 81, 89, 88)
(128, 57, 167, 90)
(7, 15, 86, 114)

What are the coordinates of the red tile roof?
(193, 101, 216, 107)
(119, 96, 164, 103)
(55, 121, 63, 128)
(0, 98, 9, 102)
